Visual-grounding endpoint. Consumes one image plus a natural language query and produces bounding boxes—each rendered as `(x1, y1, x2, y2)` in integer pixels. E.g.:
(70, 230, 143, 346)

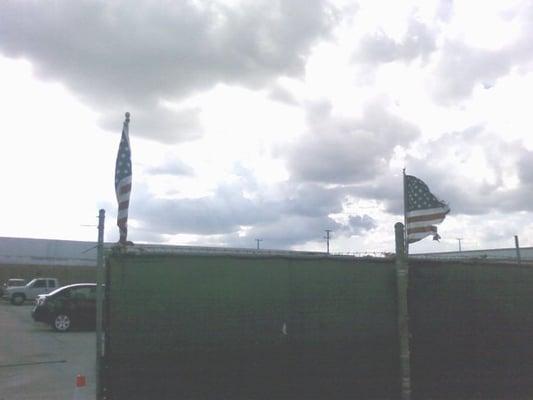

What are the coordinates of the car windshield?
(25, 279, 37, 287)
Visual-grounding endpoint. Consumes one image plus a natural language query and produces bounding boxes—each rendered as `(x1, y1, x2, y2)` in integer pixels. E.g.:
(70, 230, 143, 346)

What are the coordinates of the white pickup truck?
(3, 278, 60, 305)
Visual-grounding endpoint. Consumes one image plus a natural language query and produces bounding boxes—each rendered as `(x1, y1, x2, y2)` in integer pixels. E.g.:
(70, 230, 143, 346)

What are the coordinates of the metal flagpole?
(399, 170, 413, 400)
(515, 235, 522, 264)
(403, 169, 409, 255)
(96, 209, 105, 399)
(395, 222, 412, 400)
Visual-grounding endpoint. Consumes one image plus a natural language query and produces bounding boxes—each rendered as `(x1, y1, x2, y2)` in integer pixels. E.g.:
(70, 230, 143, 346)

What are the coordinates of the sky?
(1, 0, 533, 254)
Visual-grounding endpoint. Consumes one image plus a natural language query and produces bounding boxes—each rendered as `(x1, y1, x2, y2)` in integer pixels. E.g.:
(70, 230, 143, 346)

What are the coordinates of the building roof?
(0, 237, 331, 267)
(0, 237, 99, 267)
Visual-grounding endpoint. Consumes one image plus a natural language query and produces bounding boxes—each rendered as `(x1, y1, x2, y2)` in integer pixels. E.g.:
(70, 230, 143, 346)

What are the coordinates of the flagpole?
(96, 209, 105, 400)
(403, 168, 409, 255)
(395, 222, 412, 400)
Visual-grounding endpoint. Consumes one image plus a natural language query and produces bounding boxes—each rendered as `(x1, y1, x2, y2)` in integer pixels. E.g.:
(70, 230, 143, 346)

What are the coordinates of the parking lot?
(0, 301, 95, 400)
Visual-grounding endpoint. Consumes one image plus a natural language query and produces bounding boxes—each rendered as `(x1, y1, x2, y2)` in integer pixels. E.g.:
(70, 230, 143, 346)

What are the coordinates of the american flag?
(405, 174, 449, 243)
(115, 112, 132, 243)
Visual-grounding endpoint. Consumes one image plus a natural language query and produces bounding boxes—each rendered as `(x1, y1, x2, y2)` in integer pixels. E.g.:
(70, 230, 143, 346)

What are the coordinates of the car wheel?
(11, 294, 25, 305)
(53, 314, 72, 332)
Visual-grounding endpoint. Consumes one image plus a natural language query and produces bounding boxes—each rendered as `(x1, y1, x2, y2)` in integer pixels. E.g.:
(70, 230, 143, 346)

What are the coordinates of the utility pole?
(96, 209, 105, 400)
(324, 230, 332, 254)
(255, 238, 263, 250)
(457, 238, 463, 252)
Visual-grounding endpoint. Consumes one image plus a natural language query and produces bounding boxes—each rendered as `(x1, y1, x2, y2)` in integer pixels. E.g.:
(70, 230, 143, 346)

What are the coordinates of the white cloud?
(2, 0, 533, 252)
(0, 0, 336, 142)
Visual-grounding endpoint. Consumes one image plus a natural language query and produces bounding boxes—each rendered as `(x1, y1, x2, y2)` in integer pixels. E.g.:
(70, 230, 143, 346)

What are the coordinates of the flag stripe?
(405, 206, 449, 218)
(407, 226, 437, 234)
(408, 233, 431, 243)
(117, 176, 132, 185)
(407, 218, 444, 227)
(408, 231, 433, 238)
(407, 216, 446, 225)
(119, 184, 131, 195)
(117, 193, 130, 202)
(406, 212, 448, 223)
(407, 221, 440, 231)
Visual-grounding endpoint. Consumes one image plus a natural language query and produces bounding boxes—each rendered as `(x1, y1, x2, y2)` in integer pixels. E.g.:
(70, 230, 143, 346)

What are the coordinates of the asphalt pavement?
(0, 301, 95, 400)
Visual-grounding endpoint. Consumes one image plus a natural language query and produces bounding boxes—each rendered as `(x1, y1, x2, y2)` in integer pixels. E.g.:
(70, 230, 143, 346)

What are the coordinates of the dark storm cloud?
(129, 124, 533, 246)
(0, 0, 336, 142)
(280, 182, 345, 217)
(228, 212, 376, 249)
(287, 100, 420, 183)
(355, 17, 436, 64)
(134, 183, 276, 235)
(347, 173, 403, 214)
(133, 181, 343, 236)
(130, 179, 375, 247)
(228, 215, 342, 249)
(343, 215, 377, 235)
(401, 127, 533, 215)
(343, 125, 533, 219)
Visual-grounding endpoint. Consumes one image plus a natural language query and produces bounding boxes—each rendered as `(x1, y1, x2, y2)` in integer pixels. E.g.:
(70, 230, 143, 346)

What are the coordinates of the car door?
(47, 279, 57, 293)
(69, 286, 95, 327)
(28, 279, 47, 299)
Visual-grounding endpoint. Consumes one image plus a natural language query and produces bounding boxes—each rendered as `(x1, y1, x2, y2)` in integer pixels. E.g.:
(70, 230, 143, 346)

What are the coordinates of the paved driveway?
(0, 301, 95, 400)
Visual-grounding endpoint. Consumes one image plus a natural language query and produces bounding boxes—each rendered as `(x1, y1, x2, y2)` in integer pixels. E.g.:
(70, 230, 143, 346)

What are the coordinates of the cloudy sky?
(1, 0, 533, 254)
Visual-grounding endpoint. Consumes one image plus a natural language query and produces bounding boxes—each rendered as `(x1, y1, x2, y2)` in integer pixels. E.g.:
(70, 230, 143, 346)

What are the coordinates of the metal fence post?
(515, 235, 522, 265)
(96, 209, 105, 399)
(395, 222, 411, 400)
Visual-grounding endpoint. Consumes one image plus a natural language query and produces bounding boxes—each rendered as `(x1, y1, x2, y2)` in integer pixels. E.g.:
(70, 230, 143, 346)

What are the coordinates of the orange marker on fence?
(73, 374, 88, 400)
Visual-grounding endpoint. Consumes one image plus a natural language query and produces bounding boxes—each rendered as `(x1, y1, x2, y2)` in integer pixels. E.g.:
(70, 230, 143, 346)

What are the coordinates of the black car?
(32, 283, 97, 332)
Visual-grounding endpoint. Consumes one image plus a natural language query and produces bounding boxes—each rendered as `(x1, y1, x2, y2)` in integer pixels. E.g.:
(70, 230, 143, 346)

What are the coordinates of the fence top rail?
(408, 256, 533, 267)
(106, 244, 394, 263)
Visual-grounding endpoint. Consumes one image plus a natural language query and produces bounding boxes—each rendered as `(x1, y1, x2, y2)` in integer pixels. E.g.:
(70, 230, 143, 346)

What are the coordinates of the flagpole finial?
(125, 112, 130, 121)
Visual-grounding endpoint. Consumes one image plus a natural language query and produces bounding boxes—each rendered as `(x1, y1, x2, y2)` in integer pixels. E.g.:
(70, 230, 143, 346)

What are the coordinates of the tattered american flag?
(405, 174, 449, 243)
(114, 112, 132, 243)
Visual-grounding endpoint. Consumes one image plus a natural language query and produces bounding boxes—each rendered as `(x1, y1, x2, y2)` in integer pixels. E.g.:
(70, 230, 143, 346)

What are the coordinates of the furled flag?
(405, 174, 450, 243)
(115, 112, 132, 244)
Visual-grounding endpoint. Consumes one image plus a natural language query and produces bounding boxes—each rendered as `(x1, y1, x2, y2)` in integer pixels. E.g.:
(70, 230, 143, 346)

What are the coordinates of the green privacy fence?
(409, 260, 533, 399)
(102, 250, 533, 400)
(103, 252, 399, 399)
